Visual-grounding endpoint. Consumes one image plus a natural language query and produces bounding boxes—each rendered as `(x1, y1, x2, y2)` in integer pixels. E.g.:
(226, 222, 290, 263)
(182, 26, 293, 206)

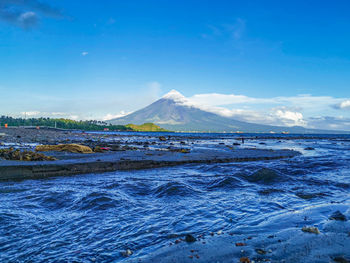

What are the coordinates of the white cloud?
(147, 81, 161, 90)
(50, 112, 66, 116)
(147, 81, 162, 99)
(81, 52, 89, 56)
(272, 107, 306, 127)
(17, 11, 38, 28)
(336, 100, 350, 109)
(164, 90, 350, 129)
(188, 93, 346, 110)
(21, 111, 40, 117)
(307, 116, 350, 131)
(102, 111, 132, 121)
(225, 18, 246, 40)
(69, 115, 79, 120)
(206, 18, 246, 40)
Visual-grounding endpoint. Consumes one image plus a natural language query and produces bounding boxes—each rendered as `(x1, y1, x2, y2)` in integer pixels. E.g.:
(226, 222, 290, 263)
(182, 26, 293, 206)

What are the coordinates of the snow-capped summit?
(162, 89, 186, 102)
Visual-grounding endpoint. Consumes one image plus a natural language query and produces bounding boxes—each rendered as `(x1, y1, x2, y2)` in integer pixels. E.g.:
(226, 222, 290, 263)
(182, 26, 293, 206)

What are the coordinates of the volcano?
(109, 90, 340, 133)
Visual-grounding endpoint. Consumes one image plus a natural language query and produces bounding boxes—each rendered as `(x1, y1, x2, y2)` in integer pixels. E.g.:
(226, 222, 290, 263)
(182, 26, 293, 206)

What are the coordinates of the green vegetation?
(0, 116, 131, 131)
(126, 123, 168, 132)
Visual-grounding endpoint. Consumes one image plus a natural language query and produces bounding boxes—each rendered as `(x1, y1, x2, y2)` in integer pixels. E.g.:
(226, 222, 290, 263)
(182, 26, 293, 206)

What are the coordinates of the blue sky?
(1, 0, 350, 130)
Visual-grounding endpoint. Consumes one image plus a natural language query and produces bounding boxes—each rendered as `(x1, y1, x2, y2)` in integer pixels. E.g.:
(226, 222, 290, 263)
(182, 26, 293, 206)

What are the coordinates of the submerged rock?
(302, 226, 320, 234)
(255, 248, 267, 255)
(329, 211, 347, 221)
(185, 234, 196, 243)
(121, 249, 133, 257)
(296, 192, 326, 200)
(304, 147, 315, 150)
(333, 256, 350, 263)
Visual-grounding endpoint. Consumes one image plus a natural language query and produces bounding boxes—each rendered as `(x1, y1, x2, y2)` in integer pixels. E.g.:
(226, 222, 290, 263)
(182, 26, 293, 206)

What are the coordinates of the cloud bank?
(162, 91, 350, 131)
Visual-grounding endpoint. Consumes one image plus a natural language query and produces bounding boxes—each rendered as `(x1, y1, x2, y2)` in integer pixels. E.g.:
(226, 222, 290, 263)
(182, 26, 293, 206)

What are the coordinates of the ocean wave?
(243, 168, 285, 184)
(207, 176, 241, 190)
(153, 181, 199, 197)
(75, 192, 124, 211)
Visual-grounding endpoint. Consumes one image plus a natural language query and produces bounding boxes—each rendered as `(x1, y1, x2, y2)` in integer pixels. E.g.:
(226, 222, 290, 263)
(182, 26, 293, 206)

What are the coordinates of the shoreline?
(0, 148, 299, 180)
(0, 127, 300, 180)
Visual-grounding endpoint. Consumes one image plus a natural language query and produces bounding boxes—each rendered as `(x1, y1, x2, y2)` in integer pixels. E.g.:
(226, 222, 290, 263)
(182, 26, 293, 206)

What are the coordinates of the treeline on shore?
(0, 116, 131, 131)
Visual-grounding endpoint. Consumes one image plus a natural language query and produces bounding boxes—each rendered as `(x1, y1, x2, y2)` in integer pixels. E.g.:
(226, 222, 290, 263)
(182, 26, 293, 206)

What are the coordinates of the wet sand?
(125, 203, 350, 263)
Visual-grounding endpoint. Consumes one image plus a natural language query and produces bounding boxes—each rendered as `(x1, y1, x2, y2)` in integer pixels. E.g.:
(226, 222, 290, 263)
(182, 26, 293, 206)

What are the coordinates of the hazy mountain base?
(109, 95, 349, 134)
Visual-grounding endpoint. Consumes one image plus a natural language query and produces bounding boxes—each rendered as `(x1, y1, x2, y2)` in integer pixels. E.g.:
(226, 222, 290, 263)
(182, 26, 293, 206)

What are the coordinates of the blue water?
(0, 134, 350, 262)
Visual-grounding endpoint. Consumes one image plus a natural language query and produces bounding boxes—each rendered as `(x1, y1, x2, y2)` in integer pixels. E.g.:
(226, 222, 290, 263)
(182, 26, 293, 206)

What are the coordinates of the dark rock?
(121, 249, 133, 257)
(329, 210, 347, 221)
(333, 256, 350, 263)
(185, 234, 196, 243)
(246, 168, 280, 184)
(296, 192, 326, 200)
(0, 148, 56, 161)
(159, 136, 166, 141)
(255, 248, 267, 255)
(304, 147, 315, 150)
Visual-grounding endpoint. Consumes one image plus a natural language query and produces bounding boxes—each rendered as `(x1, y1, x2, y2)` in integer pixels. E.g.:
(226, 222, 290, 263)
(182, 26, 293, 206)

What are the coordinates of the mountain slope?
(109, 90, 347, 133)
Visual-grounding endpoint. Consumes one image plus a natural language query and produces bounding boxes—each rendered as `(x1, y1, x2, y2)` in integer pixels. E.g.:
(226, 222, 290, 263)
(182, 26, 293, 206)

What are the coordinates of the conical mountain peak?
(162, 89, 186, 101)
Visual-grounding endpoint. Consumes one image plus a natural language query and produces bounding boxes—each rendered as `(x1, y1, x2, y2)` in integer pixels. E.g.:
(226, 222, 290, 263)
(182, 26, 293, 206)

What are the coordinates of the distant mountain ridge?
(109, 90, 348, 134)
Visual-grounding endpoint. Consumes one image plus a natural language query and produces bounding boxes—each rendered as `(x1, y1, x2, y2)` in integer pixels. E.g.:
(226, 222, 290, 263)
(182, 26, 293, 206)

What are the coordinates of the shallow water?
(0, 134, 350, 262)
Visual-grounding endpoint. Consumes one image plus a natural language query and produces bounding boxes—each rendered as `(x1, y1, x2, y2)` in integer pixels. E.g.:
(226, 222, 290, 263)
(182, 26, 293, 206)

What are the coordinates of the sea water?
(0, 133, 349, 262)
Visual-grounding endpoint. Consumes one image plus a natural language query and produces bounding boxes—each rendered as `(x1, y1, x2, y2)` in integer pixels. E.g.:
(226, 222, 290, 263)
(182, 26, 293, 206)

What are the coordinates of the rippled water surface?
(0, 134, 350, 262)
